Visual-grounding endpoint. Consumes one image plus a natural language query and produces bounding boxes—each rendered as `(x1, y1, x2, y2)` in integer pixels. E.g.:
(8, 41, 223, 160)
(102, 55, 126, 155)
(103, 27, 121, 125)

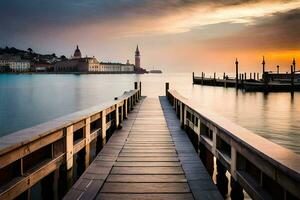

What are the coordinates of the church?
(53, 45, 145, 73)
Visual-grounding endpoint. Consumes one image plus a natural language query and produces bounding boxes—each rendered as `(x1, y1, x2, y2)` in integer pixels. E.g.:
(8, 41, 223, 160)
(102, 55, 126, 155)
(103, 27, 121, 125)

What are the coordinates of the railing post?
(102, 110, 106, 144)
(84, 117, 91, 168)
(165, 82, 169, 97)
(212, 126, 217, 155)
(124, 99, 128, 119)
(134, 82, 138, 103)
(231, 144, 237, 180)
(139, 81, 142, 97)
(216, 160, 229, 198)
(230, 177, 244, 200)
(116, 103, 122, 129)
(66, 125, 74, 170)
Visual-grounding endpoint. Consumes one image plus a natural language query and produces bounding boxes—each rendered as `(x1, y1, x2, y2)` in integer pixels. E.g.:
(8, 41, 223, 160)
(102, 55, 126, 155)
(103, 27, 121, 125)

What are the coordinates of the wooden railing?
(0, 82, 141, 200)
(166, 84, 300, 200)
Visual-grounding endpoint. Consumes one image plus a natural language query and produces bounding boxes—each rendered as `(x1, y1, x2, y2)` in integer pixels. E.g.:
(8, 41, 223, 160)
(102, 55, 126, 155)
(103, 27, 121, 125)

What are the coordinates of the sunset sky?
(1, 0, 299, 73)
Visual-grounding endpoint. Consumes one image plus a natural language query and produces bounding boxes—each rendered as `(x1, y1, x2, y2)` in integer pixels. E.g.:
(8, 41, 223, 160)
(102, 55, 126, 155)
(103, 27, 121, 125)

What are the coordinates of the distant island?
(0, 45, 147, 74)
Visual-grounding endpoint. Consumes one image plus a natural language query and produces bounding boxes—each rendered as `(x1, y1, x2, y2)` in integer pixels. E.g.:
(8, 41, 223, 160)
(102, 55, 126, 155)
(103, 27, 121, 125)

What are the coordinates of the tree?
(60, 55, 67, 60)
(27, 48, 33, 54)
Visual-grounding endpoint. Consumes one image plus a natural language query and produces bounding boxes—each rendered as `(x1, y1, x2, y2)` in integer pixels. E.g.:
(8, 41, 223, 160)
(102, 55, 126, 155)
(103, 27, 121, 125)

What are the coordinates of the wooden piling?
(165, 82, 169, 97)
(291, 65, 294, 90)
(235, 59, 239, 89)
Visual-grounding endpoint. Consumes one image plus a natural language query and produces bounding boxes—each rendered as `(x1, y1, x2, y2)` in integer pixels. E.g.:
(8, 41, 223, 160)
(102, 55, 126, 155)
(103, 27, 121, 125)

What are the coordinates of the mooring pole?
(293, 58, 296, 73)
(192, 72, 195, 84)
(291, 65, 294, 90)
(235, 58, 239, 89)
(134, 82, 138, 90)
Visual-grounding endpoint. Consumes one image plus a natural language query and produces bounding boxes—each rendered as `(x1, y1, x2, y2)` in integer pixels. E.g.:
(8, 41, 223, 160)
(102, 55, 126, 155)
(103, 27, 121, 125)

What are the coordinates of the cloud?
(201, 8, 300, 51)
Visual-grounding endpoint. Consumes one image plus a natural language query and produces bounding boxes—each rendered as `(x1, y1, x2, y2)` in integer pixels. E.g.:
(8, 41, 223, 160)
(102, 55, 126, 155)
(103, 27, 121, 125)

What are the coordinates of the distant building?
(0, 55, 31, 72)
(33, 62, 53, 72)
(54, 45, 137, 73)
(135, 45, 140, 69)
(134, 45, 147, 73)
(73, 45, 82, 59)
(100, 61, 135, 73)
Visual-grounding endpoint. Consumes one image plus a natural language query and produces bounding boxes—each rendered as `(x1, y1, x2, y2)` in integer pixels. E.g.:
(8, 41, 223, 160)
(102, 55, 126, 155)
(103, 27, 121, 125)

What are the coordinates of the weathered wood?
(106, 174, 187, 183)
(111, 166, 184, 175)
(96, 193, 194, 200)
(114, 161, 181, 167)
(101, 182, 191, 193)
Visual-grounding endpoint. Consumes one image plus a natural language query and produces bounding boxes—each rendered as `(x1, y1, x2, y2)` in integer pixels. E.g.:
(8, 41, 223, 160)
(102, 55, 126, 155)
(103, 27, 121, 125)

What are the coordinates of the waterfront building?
(99, 61, 135, 73)
(33, 62, 53, 72)
(54, 45, 138, 73)
(73, 45, 82, 59)
(0, 54, 31, 72)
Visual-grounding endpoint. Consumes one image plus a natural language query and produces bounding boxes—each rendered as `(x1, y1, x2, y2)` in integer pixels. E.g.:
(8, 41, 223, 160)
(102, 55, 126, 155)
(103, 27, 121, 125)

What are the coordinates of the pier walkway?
(65, 97, 221, 200)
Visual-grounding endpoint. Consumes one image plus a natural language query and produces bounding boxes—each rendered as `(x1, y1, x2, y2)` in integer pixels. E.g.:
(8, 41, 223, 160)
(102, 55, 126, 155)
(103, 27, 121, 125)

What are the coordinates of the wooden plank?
(117, 157, 179, 162)
(119, 152, 177, 157)
(100, 182, 190, 193)
(111, 167, 184, 175)
(96, 193, 194, 200)
(121, 149, 176, 153)
(114, 161, 181, 167)
(106, 174, 187, 183)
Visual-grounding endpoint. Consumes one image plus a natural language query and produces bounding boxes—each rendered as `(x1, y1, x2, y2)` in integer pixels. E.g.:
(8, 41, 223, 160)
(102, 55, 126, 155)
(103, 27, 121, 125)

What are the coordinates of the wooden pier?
(0, 83, 141, 200)
(0, 82, 299, 200)
(167, 84, 300, 200)
(64, 97, 222, 200)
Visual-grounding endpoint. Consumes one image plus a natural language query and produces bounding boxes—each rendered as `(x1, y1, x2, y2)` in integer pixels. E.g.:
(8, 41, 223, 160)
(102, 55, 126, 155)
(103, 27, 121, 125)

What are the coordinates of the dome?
(73, 45, 82, 58)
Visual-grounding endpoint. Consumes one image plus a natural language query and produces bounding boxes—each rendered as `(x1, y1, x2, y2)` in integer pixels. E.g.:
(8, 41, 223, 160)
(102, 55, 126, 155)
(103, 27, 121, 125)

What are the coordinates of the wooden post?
(254, 72, 256, 80)
(84, 117, 91, 168)
(102, 110, 106, 144)
(116, 104, 119, 129)
(277, 65, 280, 74)
(262, 56, 265, 74)
(293, 58, 296, 73)
(201, 72, 204, 85)
(291, 65, 294, 90)
(139, 81, 142, 97)
(134, 82, 138, 90)
(250, 73, 252, 80)
(124, 99, 128, 119)
(244, 72, 247, 80)
(192, 72, 195, 84)
(230, 177, 244, 200)
(66, 125, 74, 170)
(223, 73, 225, 79)
(213, 72, 216, 86)
(257, 73, 259, 80)
(241, 74, 244, 88)
(216, 160, 229, 198)
(165, 82, 169, 97)
(235, 58, 239, 89)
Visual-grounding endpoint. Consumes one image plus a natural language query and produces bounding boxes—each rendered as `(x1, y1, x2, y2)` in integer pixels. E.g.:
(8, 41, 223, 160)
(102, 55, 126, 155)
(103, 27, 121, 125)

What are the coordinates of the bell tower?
(135, 45, 140, 68)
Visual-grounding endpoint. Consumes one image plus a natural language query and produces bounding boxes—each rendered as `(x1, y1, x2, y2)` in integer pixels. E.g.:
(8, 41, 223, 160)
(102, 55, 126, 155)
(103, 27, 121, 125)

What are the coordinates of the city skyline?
(1, 0, 299, 72)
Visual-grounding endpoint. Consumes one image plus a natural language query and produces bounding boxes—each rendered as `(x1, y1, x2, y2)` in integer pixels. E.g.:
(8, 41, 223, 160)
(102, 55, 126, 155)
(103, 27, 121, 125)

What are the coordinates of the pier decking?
(64, 97, 221, 200)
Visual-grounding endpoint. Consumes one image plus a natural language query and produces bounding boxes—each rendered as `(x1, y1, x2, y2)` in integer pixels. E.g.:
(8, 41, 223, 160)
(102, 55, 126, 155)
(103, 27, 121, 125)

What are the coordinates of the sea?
(0, 73, 299, 154)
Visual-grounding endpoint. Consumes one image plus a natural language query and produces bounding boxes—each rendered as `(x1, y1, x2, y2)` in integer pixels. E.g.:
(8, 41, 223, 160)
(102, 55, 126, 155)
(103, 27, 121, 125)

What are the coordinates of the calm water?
(0, 73, 299, 154)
